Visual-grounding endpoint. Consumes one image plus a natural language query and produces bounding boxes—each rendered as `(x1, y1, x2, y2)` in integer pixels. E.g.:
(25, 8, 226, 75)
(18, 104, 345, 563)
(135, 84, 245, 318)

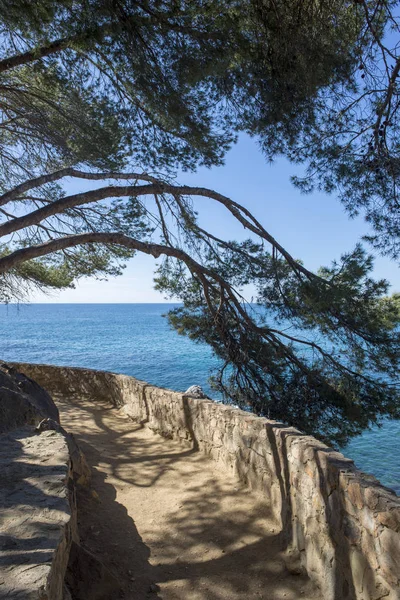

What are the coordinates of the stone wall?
(12, 362, 400, 600)
(0, 426, 77, 600)
(0, 364, 79, 600)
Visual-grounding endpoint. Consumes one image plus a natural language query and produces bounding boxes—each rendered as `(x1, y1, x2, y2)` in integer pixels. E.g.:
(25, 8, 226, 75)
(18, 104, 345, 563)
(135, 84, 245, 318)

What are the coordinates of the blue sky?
(31, 134, 399, 303)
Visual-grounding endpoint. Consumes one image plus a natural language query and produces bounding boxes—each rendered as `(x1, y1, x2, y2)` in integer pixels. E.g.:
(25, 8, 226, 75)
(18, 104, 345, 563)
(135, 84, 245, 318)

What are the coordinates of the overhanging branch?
(0, 176, 316, 281)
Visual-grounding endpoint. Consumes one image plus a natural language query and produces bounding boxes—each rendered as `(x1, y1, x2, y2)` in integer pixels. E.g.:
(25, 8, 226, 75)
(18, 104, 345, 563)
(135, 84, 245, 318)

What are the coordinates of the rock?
(377, 527, 400, 586)
(184, 385, 210, 399)
(0, 363, 59, 433)
(36, 416, 63, 432)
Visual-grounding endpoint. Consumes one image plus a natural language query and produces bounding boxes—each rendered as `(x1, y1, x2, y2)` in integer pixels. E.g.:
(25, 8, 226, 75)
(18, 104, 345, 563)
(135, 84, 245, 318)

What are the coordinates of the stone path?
(57, 394, 322, 600)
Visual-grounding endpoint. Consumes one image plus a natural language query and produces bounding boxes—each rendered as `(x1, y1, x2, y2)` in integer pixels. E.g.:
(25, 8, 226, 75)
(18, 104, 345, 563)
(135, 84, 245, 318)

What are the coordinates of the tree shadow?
(72, 457, 163, 599)
(265, 425, 300, 544)
(153, 476, 317, 600)
(57, 393, 199, 489)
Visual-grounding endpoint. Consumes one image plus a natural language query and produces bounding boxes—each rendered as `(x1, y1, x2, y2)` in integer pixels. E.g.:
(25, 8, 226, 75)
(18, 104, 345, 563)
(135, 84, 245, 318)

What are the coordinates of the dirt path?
(57, 394, 321, 600)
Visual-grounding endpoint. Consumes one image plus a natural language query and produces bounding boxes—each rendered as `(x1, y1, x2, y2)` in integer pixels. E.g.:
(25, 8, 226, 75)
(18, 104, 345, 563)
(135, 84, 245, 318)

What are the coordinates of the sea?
(0, 303, 399, 495)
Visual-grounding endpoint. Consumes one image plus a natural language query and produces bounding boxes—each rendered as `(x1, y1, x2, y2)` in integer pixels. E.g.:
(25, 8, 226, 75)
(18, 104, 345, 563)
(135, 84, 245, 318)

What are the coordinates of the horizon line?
(1, 301, 181, 305)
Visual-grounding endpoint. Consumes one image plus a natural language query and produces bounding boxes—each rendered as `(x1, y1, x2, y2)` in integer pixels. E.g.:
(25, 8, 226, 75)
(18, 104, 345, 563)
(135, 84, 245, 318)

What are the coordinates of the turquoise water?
(0, 303, 399, 495)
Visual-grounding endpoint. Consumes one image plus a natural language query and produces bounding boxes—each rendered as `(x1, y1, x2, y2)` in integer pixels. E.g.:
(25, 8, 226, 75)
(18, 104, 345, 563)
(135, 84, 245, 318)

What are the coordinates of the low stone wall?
(12, 362, 400, 600)
(0, 364, 78, 600)
(0, 363, 97, 600)
(0, 426, 77, 600)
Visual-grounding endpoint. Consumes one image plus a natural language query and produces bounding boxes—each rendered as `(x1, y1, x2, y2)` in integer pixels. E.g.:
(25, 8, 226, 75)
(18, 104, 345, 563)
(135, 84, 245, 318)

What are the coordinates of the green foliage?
(0, 1, 367, 177)
(0, 245, 74, 302)
(256, 2, 400, 261)
(0, 65, 125, 178)
(0, 0, 235, 183)
(2, 1, 400, 258)
(0, 185, 153, 296)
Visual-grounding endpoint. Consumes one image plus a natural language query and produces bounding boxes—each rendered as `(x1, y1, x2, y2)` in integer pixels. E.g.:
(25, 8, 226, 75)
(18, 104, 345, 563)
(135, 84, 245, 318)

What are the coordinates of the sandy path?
(57, 394, 321, 600)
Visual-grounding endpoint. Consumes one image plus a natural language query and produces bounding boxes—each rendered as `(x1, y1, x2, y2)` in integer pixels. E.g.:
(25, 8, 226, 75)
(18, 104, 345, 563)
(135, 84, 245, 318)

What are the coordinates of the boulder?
(0, 363, 59, 433)
(184, 385, 210, 399)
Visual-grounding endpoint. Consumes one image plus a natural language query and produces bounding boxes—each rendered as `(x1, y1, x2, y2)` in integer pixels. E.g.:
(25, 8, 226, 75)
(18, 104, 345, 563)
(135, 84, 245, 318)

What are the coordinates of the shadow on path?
(57, 393, 321, 600)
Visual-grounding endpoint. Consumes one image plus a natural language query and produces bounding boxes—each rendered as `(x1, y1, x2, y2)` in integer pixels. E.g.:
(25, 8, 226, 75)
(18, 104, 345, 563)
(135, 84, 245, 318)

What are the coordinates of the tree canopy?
(2, 1, 400, 257)
(272, 1, 400, 262)
(0, 1, 364, 174)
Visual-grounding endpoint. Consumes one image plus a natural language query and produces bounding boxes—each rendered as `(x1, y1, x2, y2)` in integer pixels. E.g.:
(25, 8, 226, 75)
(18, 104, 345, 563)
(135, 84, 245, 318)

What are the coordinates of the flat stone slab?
(0, 427, 72, 599)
